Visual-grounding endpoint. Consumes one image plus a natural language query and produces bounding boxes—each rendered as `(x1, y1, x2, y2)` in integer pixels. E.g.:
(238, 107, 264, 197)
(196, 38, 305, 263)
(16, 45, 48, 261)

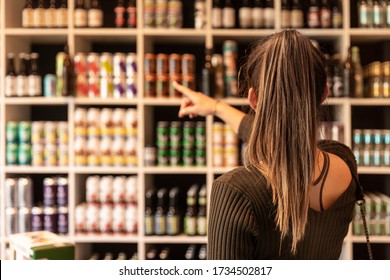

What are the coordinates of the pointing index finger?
(173, 81, 196, 99)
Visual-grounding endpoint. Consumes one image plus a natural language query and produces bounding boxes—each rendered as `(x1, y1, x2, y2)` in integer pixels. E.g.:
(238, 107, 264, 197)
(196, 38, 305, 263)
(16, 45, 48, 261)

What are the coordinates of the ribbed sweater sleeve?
(207, 177, 257, 260)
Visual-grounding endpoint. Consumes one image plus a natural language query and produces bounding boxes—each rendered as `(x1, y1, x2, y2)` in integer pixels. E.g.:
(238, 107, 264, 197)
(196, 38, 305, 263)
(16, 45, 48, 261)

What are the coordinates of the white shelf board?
(5, 166, 70, 174)
(349, 28, 390, 42)
(357, 167, 390, 175)
(74, 233, 139, 243)
(74, 167, 139, 174)
(4, 97, 70, 105)
(143, 166, 208, 174)
(349, 98, 390, 106)
(144, 235, 207, 244)
(143, 98, 182, 106)
(74, 98, 139, 106)
(351, 235, 390, 243)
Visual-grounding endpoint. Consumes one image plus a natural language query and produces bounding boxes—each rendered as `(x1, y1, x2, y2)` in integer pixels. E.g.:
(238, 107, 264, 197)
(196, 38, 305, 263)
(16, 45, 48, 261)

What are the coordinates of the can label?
(126, 76, 137, 98)
(88, 76, 100, 98)
(75, 204, 87, 232)
(114, 76, 126, 98)
(114, 53, 127, 77)
(75, 74, 88, 97)
(100, 53, 113, 77)
(126, 203, 138, 233)
(100, 76, 114, 98)
(74, 53, 88, 75)
(99, 176, 113, 203)
(126, 53, 137, 77)
(99, 204, 113, 233)
(87, 53, 100, 77)
(57, 177, 68, 206)
(113, 204, 126, 233)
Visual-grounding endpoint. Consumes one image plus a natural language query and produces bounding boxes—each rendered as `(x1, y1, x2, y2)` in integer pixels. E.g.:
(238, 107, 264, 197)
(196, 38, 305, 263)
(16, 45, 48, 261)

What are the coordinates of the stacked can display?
(5, 176, 69, 236)
(353, 192, 390, 236)
(318, 121, 344, 143)
(155, 121, 206, 166)
(6, 121, 68, 167)
(144, 53, 196, 98)
(74, 52, 137, 99)
(75, 175, 138, 234)
(74, 107, 138, 167)
(352, 129, 390, 167)
(144, 0, 183, 28)
(212, 122, 239, 168)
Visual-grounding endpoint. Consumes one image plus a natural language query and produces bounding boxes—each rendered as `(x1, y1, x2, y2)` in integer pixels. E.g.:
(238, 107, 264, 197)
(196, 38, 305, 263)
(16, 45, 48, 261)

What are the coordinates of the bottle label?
(212, 8, 222, 28)
(239, 7, 252, 29)
(281, 10, 291, 28)
(359, 6, 368, 26)
(46, 9, 57, 28)
(252, 8, 264, 28)
(373, 6, 381, 26)
(145, 216, 154, 235)
(16, 76, 29, 96)
(57, 8, 68, 27)
(223, 8, 235, 28)
(196, 216, 207, 235)
(332, 76, 343, 97)
(22, 8, 34, 28)
(332, 12, 343, 28)
(184, 216, 197, 235)
(320, 8, 332, 28)
(5, 76, 17, 97)
(291, 10, 304, 28)
(154, 215, 166, 235)
(28, 75, 42, 96)
(33, 8, 45, 28)
(263, 8, 275, 28)
(74, 9, 88, 27)
(167, 215, 179, 235)
(88, 9, 103, 27)
(115, 7, 126, 27)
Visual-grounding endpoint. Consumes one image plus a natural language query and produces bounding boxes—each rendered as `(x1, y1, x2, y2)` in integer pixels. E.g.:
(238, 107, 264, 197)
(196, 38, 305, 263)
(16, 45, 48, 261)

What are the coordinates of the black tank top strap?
(318, 151, 330, 212)
(312, 150, 328, 186)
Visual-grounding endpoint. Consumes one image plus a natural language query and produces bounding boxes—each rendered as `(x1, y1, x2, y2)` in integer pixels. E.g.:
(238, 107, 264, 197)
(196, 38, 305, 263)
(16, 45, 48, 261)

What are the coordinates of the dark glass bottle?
(16, 53, 28, 97)
(372, 0, 385, 27)
(239, 0, 252, 29)
(57, 0, 68, 28)
(351, 46, 364, 98)
(212, 0, 223, 28)
(115, 0, 126, 28)
(331, 54, 344, 98)
(46, 0, 57, 28)
(263, 0, 275, 28)
(222, 0, 236, 28)
(185, 245, 197, 260)
(88, 0, 103, 28)
(307, 0, 321, 28)
(332, 0, 343, 28)
(33, 0, 45, 28)
(127, 0, 137, 28)
(154, 188, 168, 235)
(159, 247, 170, 260)
(74, 0, 88, 28)
(28, 53, 42, 97)
(145, 189, 156, 235)
(146, 248, 158, 260)
(184, 184, 199, 236)
(320, 0, 332, 28)
(22, 0, 34, 28)
(198, 244, 207, 260)
(166, 187, 181, 236)
(5, 53, 17, 97)
(196, 184, 207, 236)
(343, 47, 352, 97)
(202, 48, 216, 97)
(62, 45, 74, 96)
(281, 0, 291, 29)
(358, 0, 373, 28)
(252, 0, 264, 29)
(291, 0, 304, 28)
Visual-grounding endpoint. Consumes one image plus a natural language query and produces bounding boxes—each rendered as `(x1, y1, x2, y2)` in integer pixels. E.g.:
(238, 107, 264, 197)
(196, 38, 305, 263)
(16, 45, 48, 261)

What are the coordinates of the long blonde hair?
(243, 30, 327, 254)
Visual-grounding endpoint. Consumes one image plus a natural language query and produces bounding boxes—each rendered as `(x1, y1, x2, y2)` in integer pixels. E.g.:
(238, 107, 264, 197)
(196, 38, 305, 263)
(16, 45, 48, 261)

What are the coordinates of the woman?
(174, 30, 357, 259)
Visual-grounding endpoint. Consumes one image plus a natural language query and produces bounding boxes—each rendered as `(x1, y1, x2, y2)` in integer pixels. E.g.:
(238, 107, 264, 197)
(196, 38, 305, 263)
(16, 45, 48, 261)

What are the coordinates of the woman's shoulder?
(318, 140, 357, 173)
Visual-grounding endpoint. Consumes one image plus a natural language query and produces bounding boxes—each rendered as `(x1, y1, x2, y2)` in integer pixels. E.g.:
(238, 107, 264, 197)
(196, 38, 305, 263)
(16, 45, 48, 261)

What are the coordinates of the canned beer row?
(352, 129, 390, 167)
(75, 202, 137, 234)
(74, 107, 137, 138)
(353, 192, 390, 236)
(212, 122, 239, 168)
(144, 0, 183, 28)
(6, 205, 68, 236)
(85, 175, 137, 204)
(318, 121, 345, 143)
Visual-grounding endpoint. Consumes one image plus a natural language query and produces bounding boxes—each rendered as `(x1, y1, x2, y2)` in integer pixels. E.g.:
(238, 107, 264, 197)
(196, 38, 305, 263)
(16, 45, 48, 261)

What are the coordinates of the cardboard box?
(8, 231, 74, 260)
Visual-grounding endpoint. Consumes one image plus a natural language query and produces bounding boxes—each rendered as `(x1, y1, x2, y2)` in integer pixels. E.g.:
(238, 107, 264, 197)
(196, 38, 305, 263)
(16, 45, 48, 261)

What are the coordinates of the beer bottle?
(5, 53, 17, 97)
(291, 0, 304, 28)
(196, 184, 207, 236)
(358, 0, 373, 28)
(320, 0, 332, 28)
(198, 244, 207, 260)
(223, 0, 236, 28)
(127, 0, 137, 28)
(88, 0, 103, 28)
(263, 0, 275, 28)
(212, 0, 223, 28)
(184, 184, 199, 236)
(331, 54, 344, 98)
(159, 247, 170, 260)
(307, 0, 320, 28)
(62, 45, 74, 96)
(252, 0, 264, 29)
(145, 189, 156, 235)
(332, 0, 343, 28)
(372, 0, 385, 27)
(154, 188, 168, 235)
(46, 0, 57, 28)
(115, 0, 126, 28)
(343, 47, 352, 97)
(281, 0, 291, 29)
(33, 0, 45, 28)
(166, 187, 181, 235)
(74, 0, 88, 28)
(185, 245, 197, 260)
(202, 48, 216, 97)
(22, 0, 34, 28)
(351, 46, 364, 98)
(28, 53, 42, 97)
(57, 0, 68, 28)
(194, 0, 207, 29)
(386, 0, 390, 27)
(239, 0, 252, 29)
(16, 53, 29, 97)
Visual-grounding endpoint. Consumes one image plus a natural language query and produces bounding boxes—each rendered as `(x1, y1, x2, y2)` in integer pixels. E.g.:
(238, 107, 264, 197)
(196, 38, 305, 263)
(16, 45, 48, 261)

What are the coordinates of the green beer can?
(6, 143, 18, 165)
(18, 143, 32, 165)
(18, 121, 32, 143)
(6, 121, 19, 143)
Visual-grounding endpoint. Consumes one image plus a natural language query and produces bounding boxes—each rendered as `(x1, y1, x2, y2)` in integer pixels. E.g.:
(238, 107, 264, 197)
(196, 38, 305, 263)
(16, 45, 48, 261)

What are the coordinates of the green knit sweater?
(207, 114, 358, 259)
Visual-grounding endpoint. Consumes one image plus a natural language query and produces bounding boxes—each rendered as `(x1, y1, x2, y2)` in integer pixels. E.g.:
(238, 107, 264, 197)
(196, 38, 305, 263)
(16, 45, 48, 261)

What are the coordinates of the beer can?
(31, 143, 45, 166)
(126, 53, 137, 77)
(363, 129, 373, 145)
(100, 176, 114, 203)
(56, 52, 65, 77)
(100, 52, 113, 77)
(6, 121, 19, 143)
(100, 137, 113, 166)
(58, 206, 69, 234)
(99, 203, 113, 233)
(331, 122, 344, 142)
(74, 52, 88, 75)
(143, 0, 155, 28)
(182, 74, 196, 91)
(126, 76, 137, 98)
(224, 124, 238, 145)
(57, 177, 68, 206)
(75, 74, 88, 97)
(57, 121, 69, 144)
(112, 137, 126, 167)
(88, 76, 100, 98)
(213, 122, 224, 145)
(112, 203, 126, 233)
(86, 137, 100, 167)
(169, 53, 181, 75)
(167, 0, 183, 28)
(126, 203, 138, 233)
(182, 54, 195, 75)
(86, 108, 101, 137)
(170, 121, 182, 148)
(87, 52, 100, 77)
(224, 144, 239, 167)
(113, 52, 127, 78)
(157, 148, 169, 166)
(126, 108, 138, 134)
(6, 143, 18, 165)
(183, 149, 195, 166)
(156, 121, 170, 148)
(18, 143, 32, 165)
(353, 129, 363, 146)
(196, 148, 206, 166)
(31, 121, 44, 144)
(31, 206, 44, 232)
(144, 146, 157, 166)
(44, 143, 58, 166)
(126, 176, 138, 203)
(74, 107, 88, 127)
(100, 76, 114, 98)
(74, 137, 87, 166)
(44, 121, 58, 144)
(125, 137, 138, 167)
(43, 74, 57, 97)
(5, 178, 18, 207)
(43, 177, 58, 207)
(155, 0, 168, 28)
(213, 145, 224, 167)
(195, 121, 206, 148)
(86, 203, 100, 232)
(100, 108, 114, 135)
(156, 75, 169, 97)
(58, 144, 69, 166)
(144, 53, 156, 75)
(86, 176, 100, 203)
(223, 40, 238, 97)
(18, 207, 32, 233)
(114, 76, 126, 98)
(169, 74, 181, 97)
(18, 121, 32, 143)
(144, 74, 156, 97)
(112, 107, 125, 129)
(75, 203, 87, 232)
(44, 206, 58, 233)
(156, 53, 169, 75)
(183, 121, 195, 148)
(170, 148, 182, 166)
(212, 54, 224, 98)
(6, 207, 18, 235)
(113, 176, 126, 203)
